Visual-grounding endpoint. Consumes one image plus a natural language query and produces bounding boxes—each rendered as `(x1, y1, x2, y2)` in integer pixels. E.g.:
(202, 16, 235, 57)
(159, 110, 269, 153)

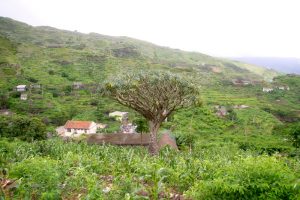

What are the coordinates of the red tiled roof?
(64, 121, 92, 129)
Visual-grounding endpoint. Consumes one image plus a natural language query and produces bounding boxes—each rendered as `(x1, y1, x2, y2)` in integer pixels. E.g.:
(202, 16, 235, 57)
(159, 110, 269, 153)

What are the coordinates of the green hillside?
(0, 17, 300, 199)
(0, 17, 278, 87)
(0, 16, 299, 136)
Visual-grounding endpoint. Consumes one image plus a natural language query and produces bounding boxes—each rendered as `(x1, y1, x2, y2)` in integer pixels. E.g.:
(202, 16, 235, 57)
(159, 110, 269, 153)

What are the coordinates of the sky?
(0, 0, 300, 58)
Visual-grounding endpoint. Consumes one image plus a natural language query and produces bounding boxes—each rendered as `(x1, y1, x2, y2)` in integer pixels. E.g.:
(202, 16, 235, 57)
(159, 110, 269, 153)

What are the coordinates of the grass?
(1, 138, 299, 199)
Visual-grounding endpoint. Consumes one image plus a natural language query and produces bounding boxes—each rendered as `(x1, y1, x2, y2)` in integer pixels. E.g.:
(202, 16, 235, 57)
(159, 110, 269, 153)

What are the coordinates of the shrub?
(48, 69, 55, 75)
(132, 117, 148, 133)
(0, 91, 9, 109)
(26, 76, 38, 83)
(61, 72, 69, 78)
(185, 156, 300, 199)
(0, 115, 47, 141)
(9, 157, 64, 199)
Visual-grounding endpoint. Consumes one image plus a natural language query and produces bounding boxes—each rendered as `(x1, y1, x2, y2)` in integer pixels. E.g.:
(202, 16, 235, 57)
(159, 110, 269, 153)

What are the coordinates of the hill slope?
(1, 17, 300, 200)
(0, 16, 279, 89)
(1, 16, 298, 129)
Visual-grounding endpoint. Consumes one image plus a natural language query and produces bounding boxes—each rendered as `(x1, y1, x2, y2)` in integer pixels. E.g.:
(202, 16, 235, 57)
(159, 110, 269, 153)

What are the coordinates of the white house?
(233, 105, 250, 109)
(16, 85, 27, 92)
(64, 120, 97, 137)
(215, 105, 227, 117)
(120, 123, 137, 134)
(20, 93, 28, 100)
(73, 82, 83, 89)
(109, 111, 128, 121)
(263, 87, 273, 92)
(277, 86, 290, 91)
(30, 84, 41, 89)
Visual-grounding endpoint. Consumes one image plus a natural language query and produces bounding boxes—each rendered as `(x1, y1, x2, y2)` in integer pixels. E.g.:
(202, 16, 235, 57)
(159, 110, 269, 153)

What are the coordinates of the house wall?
(17, 88, 26, 92)
(88, 122, 97, 134)
(109, 112, 128, 121)
(263, 88, 273, 92)
(20, 95, 27, 100)
(64, 122, 97, 137)
(64, 128, 86, 137)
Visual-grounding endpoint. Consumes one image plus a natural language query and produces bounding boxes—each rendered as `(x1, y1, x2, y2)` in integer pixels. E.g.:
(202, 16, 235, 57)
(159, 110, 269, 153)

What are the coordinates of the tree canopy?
(102, 71, 200, 154)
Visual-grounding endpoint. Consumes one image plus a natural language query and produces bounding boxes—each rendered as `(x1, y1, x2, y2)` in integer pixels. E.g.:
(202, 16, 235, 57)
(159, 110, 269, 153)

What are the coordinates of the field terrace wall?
(87, 133, 178, 150)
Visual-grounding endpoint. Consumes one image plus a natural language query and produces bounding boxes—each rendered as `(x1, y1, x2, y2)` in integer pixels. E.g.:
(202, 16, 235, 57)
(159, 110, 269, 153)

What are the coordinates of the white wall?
(64, 122, 97, 137)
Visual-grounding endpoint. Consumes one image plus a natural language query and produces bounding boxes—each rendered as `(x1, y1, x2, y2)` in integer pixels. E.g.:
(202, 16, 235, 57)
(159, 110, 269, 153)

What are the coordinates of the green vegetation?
(0, 17, 300, 199)
(0, 115, 47, 141)
(103, 71, 200, 155)
(1, 138, 299, 199)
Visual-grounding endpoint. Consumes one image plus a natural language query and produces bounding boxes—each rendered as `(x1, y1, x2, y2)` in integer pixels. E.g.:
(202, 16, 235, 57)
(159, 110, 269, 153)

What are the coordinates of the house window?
(67, 128, 71, 132)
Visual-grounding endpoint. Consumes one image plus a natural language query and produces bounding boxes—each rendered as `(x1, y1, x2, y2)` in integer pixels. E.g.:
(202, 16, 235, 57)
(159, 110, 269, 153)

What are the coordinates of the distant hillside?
(0, 16, 299, 137)
(232, 57, 300, 74)
(0, 16, 279, 89)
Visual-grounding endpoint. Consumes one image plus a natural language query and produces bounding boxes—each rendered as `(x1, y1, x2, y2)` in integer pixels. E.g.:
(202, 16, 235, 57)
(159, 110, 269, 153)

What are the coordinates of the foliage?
(0, 138, 299, 199)
(0, 91, 9, 109)
(0, 115, 47, 141)
(103, 71, 200, 121)
(103, 71, 200, 154)
(186, 156, 299, 199)
(169, 106, 231, 135)
(9, 157, 63, 199)
(132, 117, 149, 133)
(290, 123, 300, 149)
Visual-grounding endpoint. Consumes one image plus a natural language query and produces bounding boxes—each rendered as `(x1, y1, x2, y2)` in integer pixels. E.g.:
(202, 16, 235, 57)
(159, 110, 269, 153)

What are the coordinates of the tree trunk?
(148, 121, 160, 155)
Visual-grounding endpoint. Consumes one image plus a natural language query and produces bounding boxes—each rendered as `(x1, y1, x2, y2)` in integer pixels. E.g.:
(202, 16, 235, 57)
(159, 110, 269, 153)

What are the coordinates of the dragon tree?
(102, 71, 200, 155)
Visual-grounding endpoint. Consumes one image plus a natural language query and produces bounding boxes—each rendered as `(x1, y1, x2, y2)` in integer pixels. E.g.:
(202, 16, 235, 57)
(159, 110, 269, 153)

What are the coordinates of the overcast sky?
(1, 0, 300, 58)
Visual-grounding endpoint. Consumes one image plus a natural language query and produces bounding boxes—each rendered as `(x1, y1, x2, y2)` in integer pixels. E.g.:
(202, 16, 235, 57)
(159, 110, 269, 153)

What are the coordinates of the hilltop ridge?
(0, 16, 279, 88)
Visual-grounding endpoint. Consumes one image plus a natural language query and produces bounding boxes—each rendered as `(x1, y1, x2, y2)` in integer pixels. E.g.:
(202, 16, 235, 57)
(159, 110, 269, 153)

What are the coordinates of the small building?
(277, 86, 290, 91)
(232, 79, 251, 86)
(215, 105, 227, 117)
(16, 85, 27, 92)
(30, 84, 41, 89)
(64, 120, 97, 137)
(120, 123, 137, 134)
(97, 123, 108, 129)
(233, 105, 250, 109)
(109, 111, 128, 122)
(263, 87, 273, 92)
(0, 109, 13, 116)
(73, 82, 84, 89)
(20, 93, 28, 100)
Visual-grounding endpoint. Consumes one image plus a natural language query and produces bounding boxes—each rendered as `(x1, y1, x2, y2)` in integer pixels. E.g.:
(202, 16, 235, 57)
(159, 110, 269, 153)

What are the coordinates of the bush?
(0, 115, 47, 141)
(1, 138, 299, 199)
(61, 72, 69, 78)
(132, 117, 148, 133)
(26, 76, 38, 83)
(48, 69, 55, 75)
(0, 91, 9, 109)
(185, 156, 300, 199)
(9, 157, 64, 199)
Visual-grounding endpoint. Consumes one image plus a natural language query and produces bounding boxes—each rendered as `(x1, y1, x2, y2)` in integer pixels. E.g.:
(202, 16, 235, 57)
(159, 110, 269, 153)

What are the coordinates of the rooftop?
(16, 85, 27, 88)
(64, 120, 93, 129)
